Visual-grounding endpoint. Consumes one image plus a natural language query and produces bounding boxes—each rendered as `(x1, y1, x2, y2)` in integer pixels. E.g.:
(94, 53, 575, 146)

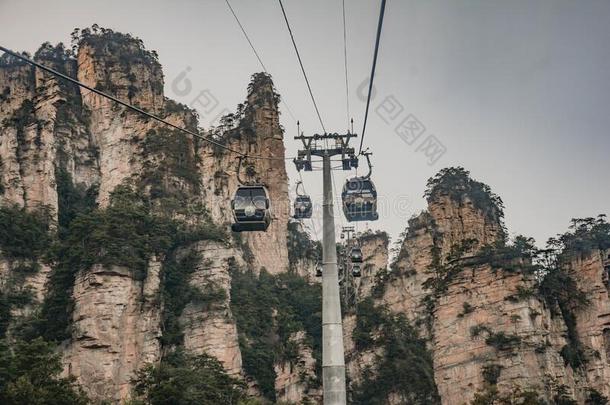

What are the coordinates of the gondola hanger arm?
(361, 149, 373, 179)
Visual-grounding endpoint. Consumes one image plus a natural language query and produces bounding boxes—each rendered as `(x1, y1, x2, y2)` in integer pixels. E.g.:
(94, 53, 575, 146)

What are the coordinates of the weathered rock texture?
(0, 32, 294, 403)
(64, 261, 162, 402)
(2, 32, 608, 405)
(179, 241, 243, 376)
(568, 249, 610, 398)
(197, 75, 290, 274)
(353, 231, 389, 299)
(372, 180, 610, 403)
(274, 331, 322, 403)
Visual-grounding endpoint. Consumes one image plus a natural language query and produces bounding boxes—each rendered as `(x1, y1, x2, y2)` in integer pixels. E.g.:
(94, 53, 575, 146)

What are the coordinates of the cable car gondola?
(342, 151, 379, 222)
(315, 262, 323, 277)
(352, 263, 362, 278)
(231, 185, 272, 232)
(293, 181, 313, 219)
(350, 246, 363, 263)
(231, 157, 272, 232)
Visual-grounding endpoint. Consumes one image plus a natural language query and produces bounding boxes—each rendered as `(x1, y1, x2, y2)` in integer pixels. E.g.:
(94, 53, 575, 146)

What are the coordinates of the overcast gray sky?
(1, 0, 608, 247)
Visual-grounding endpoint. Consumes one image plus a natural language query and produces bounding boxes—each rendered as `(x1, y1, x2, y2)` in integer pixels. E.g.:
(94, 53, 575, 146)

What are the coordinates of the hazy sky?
(1, 0, 608, 247)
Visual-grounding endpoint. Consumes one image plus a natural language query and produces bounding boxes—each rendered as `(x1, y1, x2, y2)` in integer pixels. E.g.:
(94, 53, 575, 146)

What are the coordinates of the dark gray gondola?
(350, 246, 363, 263)
(293, 195, 313, 219)
(315, 262, 323, 277)
(352, 263, 362, 277)
(341, 151, 379, 222)
(341, 177, 379, 222)
(231, 185, 272, 232)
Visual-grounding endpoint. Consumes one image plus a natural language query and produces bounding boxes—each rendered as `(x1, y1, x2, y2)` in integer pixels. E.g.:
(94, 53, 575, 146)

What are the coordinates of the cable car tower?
(294, 132, 357, 405)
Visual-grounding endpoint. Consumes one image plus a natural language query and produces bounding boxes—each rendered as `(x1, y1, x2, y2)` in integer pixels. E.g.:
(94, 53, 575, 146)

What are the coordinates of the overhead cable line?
(341, 0, 350, 131)
(225, 0, 268, 72)
(358, 0, 386, 155)
(0, 45, 292, 161)
(277, 0, 327, 134)
(224, 0, 298, 123)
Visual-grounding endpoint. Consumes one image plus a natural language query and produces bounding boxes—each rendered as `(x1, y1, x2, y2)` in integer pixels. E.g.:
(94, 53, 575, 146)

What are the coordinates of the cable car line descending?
(277, 0, 327, 134)
(0, 46, 292, 162)
(337, 0, 352, 226)
(342, 0, 351, 131)
(224, 0, 298, 123)
(295, 172, 323, 278)
(358, 0, 387, 155)
(224, 0, 268, 72)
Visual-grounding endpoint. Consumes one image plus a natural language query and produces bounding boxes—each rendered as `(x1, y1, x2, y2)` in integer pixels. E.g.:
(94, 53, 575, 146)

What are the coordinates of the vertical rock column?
(198, 73, 290, 274)
(64, 261, 162, 402)
(570, 249, 610, 398)
(180, 241, 244, 376)
(63, 38, 169, 402)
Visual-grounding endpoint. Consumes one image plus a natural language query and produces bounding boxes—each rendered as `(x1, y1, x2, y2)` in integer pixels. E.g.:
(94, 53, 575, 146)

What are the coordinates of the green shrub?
(55, 167, 98, 237)
(287, 221, 321, 269)
(534, 215, 610, 372)
(141, 128, 201, 197)
(539, 258, 589, 369)
(471, 386, 542, 405)
(481, 364, 503, 385)
(230, 267, 322, 401)
(0, 51, 31, 67)
(559, 344, 587, 369)
(554, 215, 610, 255)
(0, 205, 52, 261)
(474, 235, 539, 273)
(424, 167, 505, 225)
(29, 184, 224, 342)
(74, 26, 160, 67)
(512, 285, 536, 302)
(351, 297, 440, 404)
(458, 302, 474, 318)
(54, 185, 175, 277)
(160, 252, 226, 347)
(352, 298, 384, 351)
(370, 267, 390, 299)
(132, 350, 247, 405)
(0, 338, 89, 404)
(470, 324, 492, 338)
(71, 26, 162, 96)
(586, 389, 609, 404)
(485, 332, 522, 351)
(0, 294, 12, 338)
(553, 384, 578, 405)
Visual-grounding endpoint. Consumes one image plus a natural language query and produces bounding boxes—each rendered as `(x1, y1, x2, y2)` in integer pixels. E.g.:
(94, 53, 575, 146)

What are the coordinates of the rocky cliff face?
(274, 331, 322, 403)
(179, 241, 244, 376)
(569, 249, 610, 398)
(348, 168, 610, 404)
(0, 29, 295, 403)
(352, 231, 389, 299)
(197, 73, 290, 275)
(64, 261, 163, 401)
(1, 31, 608, 405)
